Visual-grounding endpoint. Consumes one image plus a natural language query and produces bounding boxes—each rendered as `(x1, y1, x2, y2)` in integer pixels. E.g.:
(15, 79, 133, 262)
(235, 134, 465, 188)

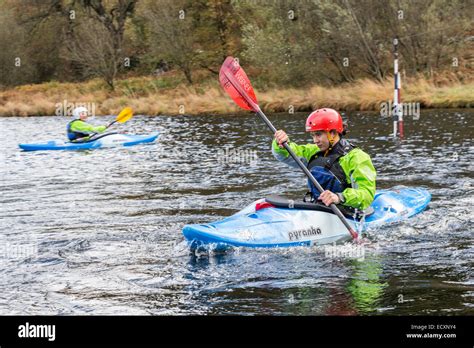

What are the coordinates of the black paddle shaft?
(221, 64, 357, 238)
(255, 108, 358, 237)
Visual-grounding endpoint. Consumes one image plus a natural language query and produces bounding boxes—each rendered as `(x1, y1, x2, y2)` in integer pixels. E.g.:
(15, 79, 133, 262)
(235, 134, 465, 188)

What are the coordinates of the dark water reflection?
(0, 109, 473, 315)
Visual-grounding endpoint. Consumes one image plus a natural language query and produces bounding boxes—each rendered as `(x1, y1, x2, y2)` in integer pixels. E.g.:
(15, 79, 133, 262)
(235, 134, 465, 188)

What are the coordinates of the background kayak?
(18, 132, 159, 151)
(182, 187, 431, 249)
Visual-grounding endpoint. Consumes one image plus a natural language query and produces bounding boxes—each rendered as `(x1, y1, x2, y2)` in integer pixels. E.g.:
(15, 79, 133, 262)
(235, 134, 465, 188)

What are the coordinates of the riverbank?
(0, 72, 472, 116)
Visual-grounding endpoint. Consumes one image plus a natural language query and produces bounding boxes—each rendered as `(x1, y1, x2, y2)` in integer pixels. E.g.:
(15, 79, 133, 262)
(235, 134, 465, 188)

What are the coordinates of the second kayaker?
(67, 107, 107, 142)
(272, 108, 376, 210)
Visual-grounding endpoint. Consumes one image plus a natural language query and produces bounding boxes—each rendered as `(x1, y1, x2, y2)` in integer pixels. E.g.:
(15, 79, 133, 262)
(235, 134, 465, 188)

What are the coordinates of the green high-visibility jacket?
(67, 119, 106, 141)
(69, 120, 106, 134)
(271, 138, 376, 210)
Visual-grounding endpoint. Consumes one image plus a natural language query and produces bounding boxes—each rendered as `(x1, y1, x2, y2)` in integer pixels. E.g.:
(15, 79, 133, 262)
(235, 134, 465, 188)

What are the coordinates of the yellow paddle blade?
(116, 107, 133, 123)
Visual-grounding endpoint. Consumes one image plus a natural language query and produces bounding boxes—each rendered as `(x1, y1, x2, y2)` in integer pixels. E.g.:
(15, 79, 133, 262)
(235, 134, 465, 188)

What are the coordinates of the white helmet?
(72, 107, 88, 119)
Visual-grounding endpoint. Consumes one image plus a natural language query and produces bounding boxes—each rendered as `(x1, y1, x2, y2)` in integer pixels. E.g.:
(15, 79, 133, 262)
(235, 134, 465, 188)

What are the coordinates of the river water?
(1, 110, 473, 315)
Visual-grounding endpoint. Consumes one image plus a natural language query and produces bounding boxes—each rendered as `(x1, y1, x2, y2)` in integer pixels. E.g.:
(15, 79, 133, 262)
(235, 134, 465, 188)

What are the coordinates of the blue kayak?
(182, 187, 431, 249)
(19, 132, 159, 151)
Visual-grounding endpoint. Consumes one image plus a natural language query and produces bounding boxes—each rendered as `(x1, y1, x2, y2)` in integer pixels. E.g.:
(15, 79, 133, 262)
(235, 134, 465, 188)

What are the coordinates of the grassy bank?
(0, 72, 472, 117)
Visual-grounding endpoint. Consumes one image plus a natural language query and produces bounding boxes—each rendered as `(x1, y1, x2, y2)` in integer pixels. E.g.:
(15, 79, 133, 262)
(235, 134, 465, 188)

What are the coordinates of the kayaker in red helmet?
(272, 108, 376, 210)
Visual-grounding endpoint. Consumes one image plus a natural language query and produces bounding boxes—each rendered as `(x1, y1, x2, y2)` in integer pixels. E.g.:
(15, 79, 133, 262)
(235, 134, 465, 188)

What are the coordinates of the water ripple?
(1, 110, 473, 315)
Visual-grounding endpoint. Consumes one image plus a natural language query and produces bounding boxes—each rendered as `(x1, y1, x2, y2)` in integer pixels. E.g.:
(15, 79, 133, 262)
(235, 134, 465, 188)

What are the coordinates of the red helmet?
(305, 108, 343, 133)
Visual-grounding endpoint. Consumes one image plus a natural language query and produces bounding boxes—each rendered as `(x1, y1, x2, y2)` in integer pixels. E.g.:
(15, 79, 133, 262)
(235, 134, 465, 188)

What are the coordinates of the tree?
(140, 0, 197, 84)
(64, 15, 119, 89)
(0, 6, 37, 86)
(342, 0, 385, 82)
(66, 0, 137, 89)
(190, 0, 243, 74)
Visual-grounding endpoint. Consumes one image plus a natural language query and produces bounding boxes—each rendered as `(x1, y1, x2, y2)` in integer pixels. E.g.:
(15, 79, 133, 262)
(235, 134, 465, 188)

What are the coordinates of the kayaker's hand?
(318, 190, 340, 206)
(274, 130, 288, 148)
(96, 125, 107, 133)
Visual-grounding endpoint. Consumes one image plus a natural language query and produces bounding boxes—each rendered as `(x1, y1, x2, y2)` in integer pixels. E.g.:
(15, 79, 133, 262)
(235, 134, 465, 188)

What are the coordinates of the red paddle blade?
(219, 56, 258, 111)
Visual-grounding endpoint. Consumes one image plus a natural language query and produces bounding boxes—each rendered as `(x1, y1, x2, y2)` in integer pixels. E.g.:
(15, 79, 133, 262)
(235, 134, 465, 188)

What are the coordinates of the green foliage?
(0, 6, 38, 86)
(0, 0, 472, 88)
